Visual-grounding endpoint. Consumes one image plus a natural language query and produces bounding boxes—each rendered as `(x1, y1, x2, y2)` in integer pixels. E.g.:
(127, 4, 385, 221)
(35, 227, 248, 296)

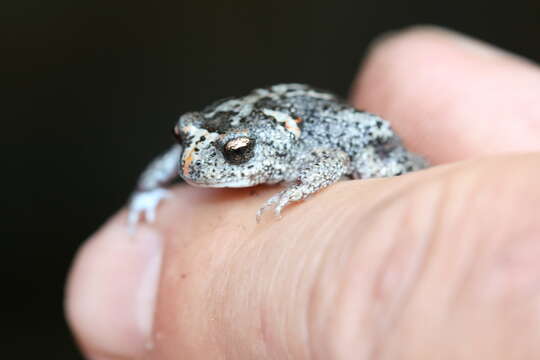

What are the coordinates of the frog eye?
(222, 136, 255, 165)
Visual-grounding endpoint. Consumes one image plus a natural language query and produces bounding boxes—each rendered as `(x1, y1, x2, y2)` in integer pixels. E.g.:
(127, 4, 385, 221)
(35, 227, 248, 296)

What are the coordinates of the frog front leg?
(128, 144, 182, 226)
(256, 148, 350, 222)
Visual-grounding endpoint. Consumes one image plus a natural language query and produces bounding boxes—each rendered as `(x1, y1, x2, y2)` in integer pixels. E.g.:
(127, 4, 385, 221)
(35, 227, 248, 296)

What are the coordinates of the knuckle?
(308, 156, 540, 357)
(456, 157, 540, 304)
(307, 177, 449, 358)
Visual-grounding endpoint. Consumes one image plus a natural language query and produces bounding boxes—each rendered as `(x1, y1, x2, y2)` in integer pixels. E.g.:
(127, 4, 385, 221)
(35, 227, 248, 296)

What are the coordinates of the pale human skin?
(66, 26, 540, 360)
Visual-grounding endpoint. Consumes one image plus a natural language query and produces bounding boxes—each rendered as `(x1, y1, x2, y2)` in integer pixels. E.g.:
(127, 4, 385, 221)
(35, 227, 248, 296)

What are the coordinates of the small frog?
(128, 84, 427, 225)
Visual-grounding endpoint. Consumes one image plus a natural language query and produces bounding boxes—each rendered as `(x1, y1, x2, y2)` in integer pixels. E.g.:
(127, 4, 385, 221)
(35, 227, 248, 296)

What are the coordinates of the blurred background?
(4, 0, 540, 358)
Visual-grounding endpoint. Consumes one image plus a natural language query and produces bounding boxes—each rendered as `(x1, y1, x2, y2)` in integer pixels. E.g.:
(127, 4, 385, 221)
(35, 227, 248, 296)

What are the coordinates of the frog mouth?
(203, 178, 255, 188)
(183, 177, 254, 188)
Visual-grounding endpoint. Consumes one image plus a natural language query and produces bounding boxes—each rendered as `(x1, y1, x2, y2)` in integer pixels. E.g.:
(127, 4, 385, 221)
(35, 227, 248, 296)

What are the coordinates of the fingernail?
(406, 25, 507, 58)
(66, 221, 163, 358)
(437, 29, 504, 57)
(372, 25, 504, 59)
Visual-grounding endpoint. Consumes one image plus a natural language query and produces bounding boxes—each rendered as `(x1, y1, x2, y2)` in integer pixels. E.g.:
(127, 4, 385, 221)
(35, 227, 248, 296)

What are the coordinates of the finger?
(66, 177, 436, 359)
(66, 220, 164, 359)
(67, 154, 540, 359)
(351, 26, 540, 163)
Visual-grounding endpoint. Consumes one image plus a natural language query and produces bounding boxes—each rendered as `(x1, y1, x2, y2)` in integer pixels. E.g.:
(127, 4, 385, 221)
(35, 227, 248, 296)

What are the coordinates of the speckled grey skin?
(128, 84, 427, 225)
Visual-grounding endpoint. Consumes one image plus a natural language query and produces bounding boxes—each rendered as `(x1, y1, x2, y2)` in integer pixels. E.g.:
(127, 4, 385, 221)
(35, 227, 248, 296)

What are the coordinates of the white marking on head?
(262, 108, 301, 138)
(205, 96, 260, 126)
(203, 84, 335, 127)
(271, 84, 335, 100)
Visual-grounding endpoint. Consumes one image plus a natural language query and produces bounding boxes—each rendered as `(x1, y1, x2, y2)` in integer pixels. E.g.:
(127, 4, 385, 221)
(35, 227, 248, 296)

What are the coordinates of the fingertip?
(65, 215, 163, 359)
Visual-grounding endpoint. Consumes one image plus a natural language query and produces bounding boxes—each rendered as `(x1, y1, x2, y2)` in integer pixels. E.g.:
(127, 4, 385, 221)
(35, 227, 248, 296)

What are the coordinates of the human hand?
(66, 26, 540, 359)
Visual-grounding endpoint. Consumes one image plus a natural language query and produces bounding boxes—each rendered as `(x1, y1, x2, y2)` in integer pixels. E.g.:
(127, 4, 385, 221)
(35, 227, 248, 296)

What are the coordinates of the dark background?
(4, 0, 539, 358)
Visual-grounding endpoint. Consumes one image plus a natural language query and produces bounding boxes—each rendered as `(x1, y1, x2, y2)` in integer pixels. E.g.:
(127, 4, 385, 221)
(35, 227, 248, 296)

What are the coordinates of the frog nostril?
(172, 124, 183, 144)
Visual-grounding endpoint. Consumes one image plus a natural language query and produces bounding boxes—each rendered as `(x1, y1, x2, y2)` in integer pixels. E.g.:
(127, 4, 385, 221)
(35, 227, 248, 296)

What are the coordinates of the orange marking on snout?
(183, 150, 194, 176)
(285, 121, 301, 137)
(295, 117, 302, 123)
